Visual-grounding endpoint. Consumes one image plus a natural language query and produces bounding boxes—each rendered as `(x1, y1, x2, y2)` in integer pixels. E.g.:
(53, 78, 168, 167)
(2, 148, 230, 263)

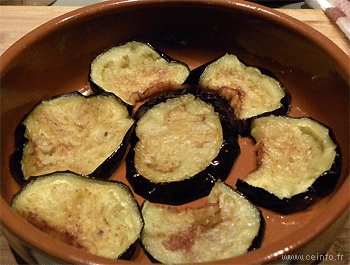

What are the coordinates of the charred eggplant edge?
(10, 91, 135, 184)
(236, 119, 342, 215)
(126, 86, 241, 205)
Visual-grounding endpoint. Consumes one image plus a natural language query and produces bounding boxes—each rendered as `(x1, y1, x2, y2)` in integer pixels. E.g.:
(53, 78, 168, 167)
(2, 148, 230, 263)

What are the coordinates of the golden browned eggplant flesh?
(141, 181, 264, 263)
(10, 40, 342, 262)
(236, 116, 341, 214)
(11, 171, 144, 260)
(12, 91, 134, 182)
(90, 41, 190, 106)
(126, 87, 240, 205)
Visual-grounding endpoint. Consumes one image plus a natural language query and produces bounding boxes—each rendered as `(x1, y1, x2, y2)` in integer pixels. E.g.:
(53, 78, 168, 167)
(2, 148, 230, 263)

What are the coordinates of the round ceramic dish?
(1, 0, 349, 264)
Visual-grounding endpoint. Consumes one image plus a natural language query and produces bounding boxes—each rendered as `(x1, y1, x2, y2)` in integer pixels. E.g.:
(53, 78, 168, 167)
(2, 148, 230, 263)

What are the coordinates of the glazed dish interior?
(1, 1, 349, 264)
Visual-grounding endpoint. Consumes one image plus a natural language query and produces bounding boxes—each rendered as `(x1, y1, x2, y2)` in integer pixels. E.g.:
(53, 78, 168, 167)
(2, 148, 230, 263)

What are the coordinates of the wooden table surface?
(0, 6, 349, 265)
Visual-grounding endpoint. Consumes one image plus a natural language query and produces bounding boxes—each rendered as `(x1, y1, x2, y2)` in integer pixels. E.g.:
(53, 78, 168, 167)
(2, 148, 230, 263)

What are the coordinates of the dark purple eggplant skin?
(10, 91, 135, 184)
(89, 40, 190, 107)
(236, 143, 342, 215)
(10, 123, 27, 184)
(118, 238, 141, 260)
(126, 86, 241, 205)
(248, 210, 265, 251)
(185, 55, 291, 136)
(89, 122, 135, 180)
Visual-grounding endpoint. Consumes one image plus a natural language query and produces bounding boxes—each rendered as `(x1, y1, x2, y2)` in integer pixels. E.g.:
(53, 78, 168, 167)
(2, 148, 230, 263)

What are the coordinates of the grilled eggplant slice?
(90, 41, 190, 106)
(126, 87, 240, 205)
(236, 116, 341, 214)
(186, 54, 289, 135)
(140, 181, 264, 264)
(11, 171, 144, 260)
(13, 91, 134, 182)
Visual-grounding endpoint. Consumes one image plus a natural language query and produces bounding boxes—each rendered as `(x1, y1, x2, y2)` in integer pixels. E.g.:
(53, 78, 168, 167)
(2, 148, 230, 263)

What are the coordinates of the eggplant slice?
(11, 171, 144, 260)
(186, 54, 290, 135)
(13, 91, 134, 182)
(140, 181, 264, 264)
(90, 41, 190, 106)
(126, 86, 240, 205)
(236, 116, 341, 214)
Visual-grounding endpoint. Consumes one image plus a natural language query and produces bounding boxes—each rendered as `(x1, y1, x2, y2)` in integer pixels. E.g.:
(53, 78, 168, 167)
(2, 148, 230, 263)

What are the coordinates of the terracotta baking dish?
(1, 0, 349, 264)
